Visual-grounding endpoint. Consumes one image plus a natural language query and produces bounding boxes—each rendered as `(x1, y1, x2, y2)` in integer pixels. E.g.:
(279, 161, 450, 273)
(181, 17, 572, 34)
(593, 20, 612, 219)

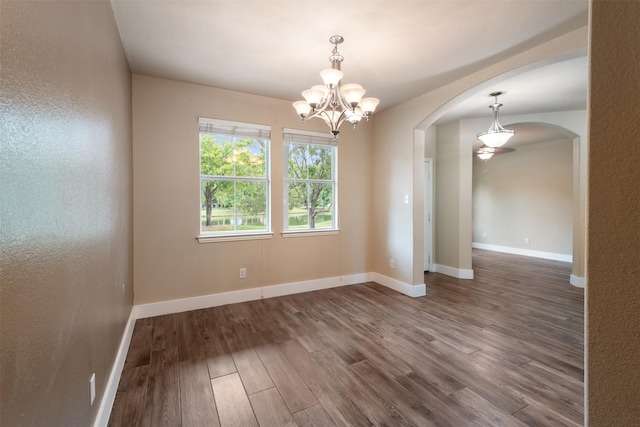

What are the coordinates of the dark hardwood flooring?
(108, 249, 584, 426)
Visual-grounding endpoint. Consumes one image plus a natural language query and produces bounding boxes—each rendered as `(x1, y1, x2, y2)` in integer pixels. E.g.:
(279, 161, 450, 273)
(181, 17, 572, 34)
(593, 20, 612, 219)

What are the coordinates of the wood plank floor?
(108, 249, 584, 426)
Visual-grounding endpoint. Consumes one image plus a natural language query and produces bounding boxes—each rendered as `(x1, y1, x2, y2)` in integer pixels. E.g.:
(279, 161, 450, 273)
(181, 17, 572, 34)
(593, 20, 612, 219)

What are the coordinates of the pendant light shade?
(476, 146, 495, 160)
(475, 144, 516, 160)
(476, 92, 515, 148)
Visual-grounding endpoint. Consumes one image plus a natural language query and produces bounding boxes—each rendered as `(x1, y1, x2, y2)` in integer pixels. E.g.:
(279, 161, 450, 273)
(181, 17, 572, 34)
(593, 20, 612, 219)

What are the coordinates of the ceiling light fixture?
(293, 35, 380, 139)
(476, 145, 495, 160)
(476, 92, 515, 148)
(475, 144, 516, 160)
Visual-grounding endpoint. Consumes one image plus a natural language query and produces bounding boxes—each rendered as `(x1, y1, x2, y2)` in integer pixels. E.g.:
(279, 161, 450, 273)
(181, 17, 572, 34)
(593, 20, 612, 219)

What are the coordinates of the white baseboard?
(472, 242, 572, 263)
(134, 273, 375, 319)
(134, 287, 264, 319)
(93, 309, 137, 427)
(262, 273, 372, 299)
(94, 271, 424, 424)
(570, 274, 586, 288)
(433, 264, 475, 279)
(372, 273, 426, 297)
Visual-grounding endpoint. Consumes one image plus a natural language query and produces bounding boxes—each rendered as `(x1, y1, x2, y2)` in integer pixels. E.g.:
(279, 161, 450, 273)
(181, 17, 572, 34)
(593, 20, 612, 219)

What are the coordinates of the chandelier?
(476, 92, 515, 148)
(293, 35, 380, 139)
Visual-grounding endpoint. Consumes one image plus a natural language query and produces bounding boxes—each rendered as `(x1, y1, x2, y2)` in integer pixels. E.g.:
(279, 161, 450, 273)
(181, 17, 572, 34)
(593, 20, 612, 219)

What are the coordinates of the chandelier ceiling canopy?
(293, 35, 380, 139)
(476, 92, 515, 148)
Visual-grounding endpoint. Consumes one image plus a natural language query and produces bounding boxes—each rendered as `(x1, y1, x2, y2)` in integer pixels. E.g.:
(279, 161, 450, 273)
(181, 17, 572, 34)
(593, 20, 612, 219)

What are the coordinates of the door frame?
(424, 158, 434, 272)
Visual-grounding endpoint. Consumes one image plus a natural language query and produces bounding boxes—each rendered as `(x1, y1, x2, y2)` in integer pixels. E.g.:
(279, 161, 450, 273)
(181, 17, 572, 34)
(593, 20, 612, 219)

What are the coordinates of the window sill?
(197, 232, 273, 243)
(281, 229, 340, 238)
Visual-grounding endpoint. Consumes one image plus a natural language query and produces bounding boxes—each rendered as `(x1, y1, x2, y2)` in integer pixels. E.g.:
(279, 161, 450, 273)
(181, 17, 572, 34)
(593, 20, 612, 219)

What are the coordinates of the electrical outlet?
(403, 194, 409, 204)
(390, 259, 395, 269)
(90, 373, 96, 406)
(239, 268, 247, 279)
(524, 237, 530, 245)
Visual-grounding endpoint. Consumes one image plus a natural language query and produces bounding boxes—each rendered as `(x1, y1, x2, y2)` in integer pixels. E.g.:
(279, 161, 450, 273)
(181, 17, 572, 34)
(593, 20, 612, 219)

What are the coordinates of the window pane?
(287, 182, 309, 229)
(201, 180, 234, 233)
(201, 134, 267, 179)
(200, 134, 235, 177)
(287, 143, 309, 180)
(307, 145, 333, 181)
(201, 179, 234, 210)
(286, 182, 333, 229)
(309, 183, 333, 229)
(235, 138, 267, 178)
(200, 180, 267, 234)
(235, 181, 267, 231)
(286, 143, 333, 181)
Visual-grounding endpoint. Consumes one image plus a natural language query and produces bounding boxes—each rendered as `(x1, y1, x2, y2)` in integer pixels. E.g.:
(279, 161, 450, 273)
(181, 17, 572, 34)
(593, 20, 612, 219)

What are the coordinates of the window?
(199, 118, 270, 238)
(283, 129, 337, 233)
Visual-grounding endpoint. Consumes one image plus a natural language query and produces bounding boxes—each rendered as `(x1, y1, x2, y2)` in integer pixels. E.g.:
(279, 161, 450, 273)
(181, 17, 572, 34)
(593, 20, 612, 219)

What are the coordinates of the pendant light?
(476, 92, 515, 148)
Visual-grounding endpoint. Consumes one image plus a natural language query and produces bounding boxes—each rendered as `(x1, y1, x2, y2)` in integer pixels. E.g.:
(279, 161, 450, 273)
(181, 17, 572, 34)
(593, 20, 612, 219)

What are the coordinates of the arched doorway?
(412, 56, 587, 287)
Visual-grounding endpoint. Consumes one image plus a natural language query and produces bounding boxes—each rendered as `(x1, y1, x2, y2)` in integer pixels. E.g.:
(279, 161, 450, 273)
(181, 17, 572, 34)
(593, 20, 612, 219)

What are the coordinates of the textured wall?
(587, 0, 640, 423)
(0, 1, 133, 425)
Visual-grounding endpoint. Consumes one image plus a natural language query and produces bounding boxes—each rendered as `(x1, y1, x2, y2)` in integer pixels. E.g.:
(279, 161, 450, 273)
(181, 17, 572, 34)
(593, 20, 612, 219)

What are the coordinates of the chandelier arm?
(302, 90, 332, 121)
(306, 84, 355, 120)
(315, 109, 341, 134)
(303, 88, 337, 121)
(333, 84, 354, 112)
(334, 109, 353, 130)
(323, 86, 341, 112)
(304, 106, 328, 121)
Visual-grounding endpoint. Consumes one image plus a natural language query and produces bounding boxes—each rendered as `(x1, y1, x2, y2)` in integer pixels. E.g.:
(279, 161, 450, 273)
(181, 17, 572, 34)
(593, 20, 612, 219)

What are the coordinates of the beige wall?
(371, 102, 418, 285)
(435, 122, 464, 269)
(588, 0, 640, 423)
(463, 110, 587, 278)
(373, 26, 588, 287)
(472, 138, 573, 255)
(132, 75, 373, 304)
(0, 1, 133, 425)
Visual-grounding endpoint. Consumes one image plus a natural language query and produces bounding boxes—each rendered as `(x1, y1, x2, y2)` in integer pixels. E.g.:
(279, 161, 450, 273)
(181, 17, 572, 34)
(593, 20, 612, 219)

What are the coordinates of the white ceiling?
(110, 0, 589, 125)
(447, 55, 588, 149)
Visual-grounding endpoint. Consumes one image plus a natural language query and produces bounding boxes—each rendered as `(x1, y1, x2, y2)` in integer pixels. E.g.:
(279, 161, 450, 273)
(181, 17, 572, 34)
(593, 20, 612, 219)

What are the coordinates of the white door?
(424, 159, 433, 271)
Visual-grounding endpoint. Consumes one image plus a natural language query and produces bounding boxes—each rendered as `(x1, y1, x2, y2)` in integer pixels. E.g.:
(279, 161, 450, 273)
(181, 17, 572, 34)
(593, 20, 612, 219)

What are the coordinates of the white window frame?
(197, 117, 272, 243)
(282, 128, 339, 237)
